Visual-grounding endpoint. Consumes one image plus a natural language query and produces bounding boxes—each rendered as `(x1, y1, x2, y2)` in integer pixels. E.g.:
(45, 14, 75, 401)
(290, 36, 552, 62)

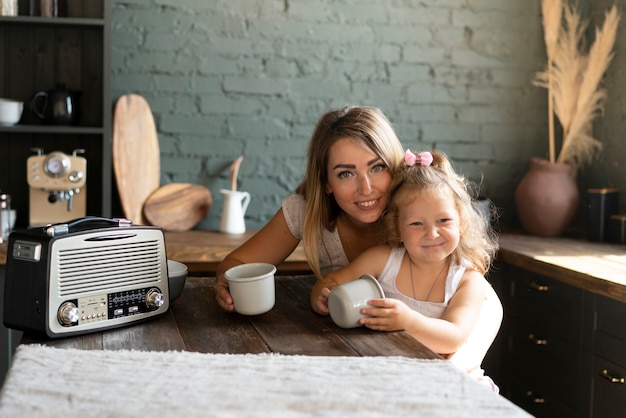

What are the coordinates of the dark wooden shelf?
(0, 125, 104, 134)
(0, 16, 104, 26)
(0, 0, 111, 224)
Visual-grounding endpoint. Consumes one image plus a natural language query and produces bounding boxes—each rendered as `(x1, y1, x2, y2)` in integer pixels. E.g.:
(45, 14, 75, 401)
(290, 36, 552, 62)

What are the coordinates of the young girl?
(310, 149, 501, 391)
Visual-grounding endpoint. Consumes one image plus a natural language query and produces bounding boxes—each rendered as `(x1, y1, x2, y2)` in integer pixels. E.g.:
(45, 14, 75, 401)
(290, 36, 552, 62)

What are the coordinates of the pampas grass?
(534, 1, 620, 175)
(541, 0, 562, 163)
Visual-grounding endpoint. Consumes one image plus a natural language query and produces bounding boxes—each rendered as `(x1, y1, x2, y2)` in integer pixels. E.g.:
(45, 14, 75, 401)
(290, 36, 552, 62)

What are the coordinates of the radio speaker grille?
(55, 239, 164, 297)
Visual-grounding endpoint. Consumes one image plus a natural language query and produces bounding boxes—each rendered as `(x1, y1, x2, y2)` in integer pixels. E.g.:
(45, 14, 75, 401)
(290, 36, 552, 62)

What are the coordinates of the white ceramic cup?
(225, 263, 276, 315)
(0, 0, 18, 16)
(0, 99, 24, 126)
(328, 274, 385, 329)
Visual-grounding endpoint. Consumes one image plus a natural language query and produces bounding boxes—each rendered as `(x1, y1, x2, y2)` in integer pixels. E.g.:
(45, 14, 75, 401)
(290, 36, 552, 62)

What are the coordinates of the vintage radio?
(3, 217, 170, 338)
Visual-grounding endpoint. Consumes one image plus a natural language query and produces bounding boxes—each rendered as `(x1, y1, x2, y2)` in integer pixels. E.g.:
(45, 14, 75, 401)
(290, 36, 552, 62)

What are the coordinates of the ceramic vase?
(514, 158, 579, 237)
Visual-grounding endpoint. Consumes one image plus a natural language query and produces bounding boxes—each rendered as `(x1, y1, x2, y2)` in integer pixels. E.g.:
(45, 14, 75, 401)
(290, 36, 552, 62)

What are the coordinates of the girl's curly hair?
(383, 150, 498, 275)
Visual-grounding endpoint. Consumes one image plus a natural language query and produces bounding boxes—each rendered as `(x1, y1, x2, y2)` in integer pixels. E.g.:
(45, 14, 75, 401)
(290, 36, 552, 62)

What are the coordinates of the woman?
(215, 105, 405, 312)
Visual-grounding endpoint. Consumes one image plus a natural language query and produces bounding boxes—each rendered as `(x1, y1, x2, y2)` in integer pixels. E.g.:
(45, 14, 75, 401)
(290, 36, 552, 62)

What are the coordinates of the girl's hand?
(359, 298, 415, 331)
(312, 287, 332, 315)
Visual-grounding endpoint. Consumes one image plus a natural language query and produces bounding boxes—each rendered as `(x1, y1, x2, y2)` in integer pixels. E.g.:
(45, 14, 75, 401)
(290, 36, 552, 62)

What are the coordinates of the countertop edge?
(496, 233, 626, 303)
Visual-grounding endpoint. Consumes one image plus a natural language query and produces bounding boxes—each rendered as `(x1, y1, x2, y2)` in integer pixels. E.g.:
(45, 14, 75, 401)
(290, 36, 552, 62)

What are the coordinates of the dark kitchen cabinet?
(589, 294, 626, 417)
(492, 260, 626, 418)
(0, 0, 111, 227)
(494, 262, 589, 417)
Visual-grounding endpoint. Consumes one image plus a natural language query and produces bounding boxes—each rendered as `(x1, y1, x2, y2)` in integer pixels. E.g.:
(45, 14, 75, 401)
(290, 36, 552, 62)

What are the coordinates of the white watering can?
(219, 189, 250, 234)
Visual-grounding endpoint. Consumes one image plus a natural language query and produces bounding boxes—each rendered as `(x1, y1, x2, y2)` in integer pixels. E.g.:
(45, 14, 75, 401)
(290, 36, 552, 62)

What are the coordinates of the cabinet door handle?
(528, 333, 548, 345)
(529, 281, 549, 292)
(526, 390, 546, 404)
(600, 369, 625, 384)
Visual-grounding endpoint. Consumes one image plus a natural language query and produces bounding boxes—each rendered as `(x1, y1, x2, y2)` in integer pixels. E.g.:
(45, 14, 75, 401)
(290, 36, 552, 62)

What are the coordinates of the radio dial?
(145, 288, 164, 309)
(58, 302, 80, 326)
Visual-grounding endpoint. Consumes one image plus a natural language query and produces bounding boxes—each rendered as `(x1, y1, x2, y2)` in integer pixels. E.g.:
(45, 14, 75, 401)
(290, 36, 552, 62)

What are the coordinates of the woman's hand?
(215, 275, 236, 312)
(312, 287, 331, 315)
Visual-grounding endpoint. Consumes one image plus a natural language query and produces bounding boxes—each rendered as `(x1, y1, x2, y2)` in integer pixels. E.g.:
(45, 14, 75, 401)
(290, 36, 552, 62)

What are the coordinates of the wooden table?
(21, 275, 439, 359)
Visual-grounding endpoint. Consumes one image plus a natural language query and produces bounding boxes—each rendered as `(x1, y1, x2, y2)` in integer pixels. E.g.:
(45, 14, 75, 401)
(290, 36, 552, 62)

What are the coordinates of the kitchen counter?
(496, 233, 626, 303)
(1, 229, 310, 275)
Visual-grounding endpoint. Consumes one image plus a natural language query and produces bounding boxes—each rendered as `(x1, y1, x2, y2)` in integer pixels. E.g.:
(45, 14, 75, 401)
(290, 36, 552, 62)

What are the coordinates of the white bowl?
(0, 98, 24, 126)
(167, 260, 188, 302)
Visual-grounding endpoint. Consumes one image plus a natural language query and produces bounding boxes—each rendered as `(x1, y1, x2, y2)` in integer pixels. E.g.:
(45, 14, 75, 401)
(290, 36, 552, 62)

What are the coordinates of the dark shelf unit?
(0, 1, 111, 228)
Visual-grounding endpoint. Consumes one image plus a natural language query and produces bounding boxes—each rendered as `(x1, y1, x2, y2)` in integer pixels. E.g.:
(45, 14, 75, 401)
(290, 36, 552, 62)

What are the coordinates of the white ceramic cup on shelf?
(0, 99, 24, 126)
(0, 0, 18, 16)
(327, 274, 385, 329)
(225, 263, 276, 315)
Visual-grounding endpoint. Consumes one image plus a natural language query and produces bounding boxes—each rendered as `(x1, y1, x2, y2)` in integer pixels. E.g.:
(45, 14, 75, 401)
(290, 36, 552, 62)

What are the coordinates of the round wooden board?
(112, 94, 160, 225)
(143, 183, 212, 231)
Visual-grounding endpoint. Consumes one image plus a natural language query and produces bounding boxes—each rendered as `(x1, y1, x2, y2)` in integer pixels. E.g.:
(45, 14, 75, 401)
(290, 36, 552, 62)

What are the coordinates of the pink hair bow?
(404, 150, 433, 167)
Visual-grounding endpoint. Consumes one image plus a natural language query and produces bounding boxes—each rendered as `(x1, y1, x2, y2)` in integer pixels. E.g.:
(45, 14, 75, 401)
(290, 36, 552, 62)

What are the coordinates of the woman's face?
(326, 137, 393, 225)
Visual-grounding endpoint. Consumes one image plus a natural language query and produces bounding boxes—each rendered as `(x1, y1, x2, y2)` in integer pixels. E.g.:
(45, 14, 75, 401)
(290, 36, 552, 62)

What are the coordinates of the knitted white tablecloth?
(0, 344, 530, 417)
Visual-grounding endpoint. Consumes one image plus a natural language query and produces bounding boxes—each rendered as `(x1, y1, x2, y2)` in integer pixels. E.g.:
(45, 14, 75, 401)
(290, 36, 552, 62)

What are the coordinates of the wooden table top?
(21, 275, 439, 359)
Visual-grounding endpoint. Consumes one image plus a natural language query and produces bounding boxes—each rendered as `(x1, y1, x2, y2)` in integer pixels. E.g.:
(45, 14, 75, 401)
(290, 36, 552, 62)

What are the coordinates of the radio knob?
(145, 288, 164, 309)
(58, 302, 80, 326)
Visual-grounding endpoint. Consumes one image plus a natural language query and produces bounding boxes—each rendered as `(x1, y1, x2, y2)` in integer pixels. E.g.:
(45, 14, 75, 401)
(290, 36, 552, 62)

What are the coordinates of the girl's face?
(398, 188, 460, 264)
(326, 137, 393, 225)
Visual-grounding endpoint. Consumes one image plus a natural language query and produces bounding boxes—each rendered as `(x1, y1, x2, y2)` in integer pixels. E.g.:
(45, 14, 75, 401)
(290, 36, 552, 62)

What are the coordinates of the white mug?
(0, 0, 18, 16)
(328, 274, 385, 329)
(225, 263, 276, 315)
(219, 189, 250, 234)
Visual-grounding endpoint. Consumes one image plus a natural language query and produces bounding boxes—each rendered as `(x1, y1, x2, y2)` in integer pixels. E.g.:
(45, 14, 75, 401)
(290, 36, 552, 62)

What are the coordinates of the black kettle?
(30, 84, 81, 125)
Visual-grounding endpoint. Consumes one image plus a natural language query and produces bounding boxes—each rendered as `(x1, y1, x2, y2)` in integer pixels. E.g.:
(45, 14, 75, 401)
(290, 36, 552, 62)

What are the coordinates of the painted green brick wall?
(111, 0, 625, 232)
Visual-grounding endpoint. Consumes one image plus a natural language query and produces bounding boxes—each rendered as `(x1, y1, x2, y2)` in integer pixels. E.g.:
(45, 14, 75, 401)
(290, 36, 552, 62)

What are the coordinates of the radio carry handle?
(43, 216, 132, 237)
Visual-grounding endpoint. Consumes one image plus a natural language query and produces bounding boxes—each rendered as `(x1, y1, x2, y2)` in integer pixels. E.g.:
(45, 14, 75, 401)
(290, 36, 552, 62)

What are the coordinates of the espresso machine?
(27, 148, 87, 226)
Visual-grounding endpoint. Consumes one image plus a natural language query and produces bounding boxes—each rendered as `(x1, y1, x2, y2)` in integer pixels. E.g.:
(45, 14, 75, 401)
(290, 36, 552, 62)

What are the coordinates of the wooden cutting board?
(112, 94, 160, 225)
(143, 183, 212, 231)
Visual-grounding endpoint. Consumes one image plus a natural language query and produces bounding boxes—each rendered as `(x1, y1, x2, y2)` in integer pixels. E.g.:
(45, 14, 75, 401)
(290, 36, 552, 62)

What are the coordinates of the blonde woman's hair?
(295, 105, 405, 278)
(383, 150, 498, 275)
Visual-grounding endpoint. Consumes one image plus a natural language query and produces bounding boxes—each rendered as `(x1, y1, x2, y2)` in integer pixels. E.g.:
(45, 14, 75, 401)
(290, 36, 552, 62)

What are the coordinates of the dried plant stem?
(541, 0, 562, 163)
(547, 64, 555, 163)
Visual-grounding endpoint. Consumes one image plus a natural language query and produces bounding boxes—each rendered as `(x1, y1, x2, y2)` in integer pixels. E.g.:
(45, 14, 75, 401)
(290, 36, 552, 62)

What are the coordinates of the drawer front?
(506, 374, 581, 418)
(510, 270, 584, 343)
(591, 355, 626, 417)
(594, 294, 626, 368)
(508, 319, 581, 387)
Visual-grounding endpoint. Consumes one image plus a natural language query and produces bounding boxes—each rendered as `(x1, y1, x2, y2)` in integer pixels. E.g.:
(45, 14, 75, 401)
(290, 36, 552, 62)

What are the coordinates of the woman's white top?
(282, 193, 348, 276)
